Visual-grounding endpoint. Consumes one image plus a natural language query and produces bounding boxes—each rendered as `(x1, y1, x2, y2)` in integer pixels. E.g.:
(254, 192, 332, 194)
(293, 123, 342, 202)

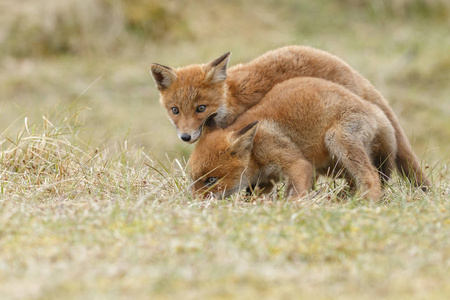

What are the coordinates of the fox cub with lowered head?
(151, 46, 429, 189)
(189, 77, 397, 202)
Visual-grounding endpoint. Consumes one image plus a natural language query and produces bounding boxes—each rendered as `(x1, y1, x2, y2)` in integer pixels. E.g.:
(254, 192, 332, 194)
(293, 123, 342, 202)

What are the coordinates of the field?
(0, 0, 449, 299)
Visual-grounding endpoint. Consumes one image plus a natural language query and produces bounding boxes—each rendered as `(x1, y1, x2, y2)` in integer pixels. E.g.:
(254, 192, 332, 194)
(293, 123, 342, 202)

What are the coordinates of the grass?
(2, 199, 449, 299)
(0, 0, 449, 299)
(0, 112, 449, 299)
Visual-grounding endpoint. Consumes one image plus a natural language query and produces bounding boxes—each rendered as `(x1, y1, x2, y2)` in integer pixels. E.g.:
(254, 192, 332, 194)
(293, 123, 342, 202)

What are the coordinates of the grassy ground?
(1, 191, 449, 299)
(0, 118, 449, 299)
(1, 0, 449, 299)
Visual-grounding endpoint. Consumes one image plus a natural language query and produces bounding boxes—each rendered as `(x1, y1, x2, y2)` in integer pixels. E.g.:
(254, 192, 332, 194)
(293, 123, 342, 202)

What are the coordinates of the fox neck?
(214, 88, 235, 128)
(243, 155, 264, 187)
(220, 74, 265, 127)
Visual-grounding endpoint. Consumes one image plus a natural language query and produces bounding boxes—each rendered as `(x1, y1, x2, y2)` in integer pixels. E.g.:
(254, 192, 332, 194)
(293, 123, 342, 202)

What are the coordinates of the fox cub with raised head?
(189, 77, 397, 202)
(151, 46, 429, 189)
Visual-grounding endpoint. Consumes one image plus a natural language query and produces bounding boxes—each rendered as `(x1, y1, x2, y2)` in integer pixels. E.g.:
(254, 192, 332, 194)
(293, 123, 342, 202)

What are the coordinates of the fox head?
(189, 118, 259, 199)
(150, 52, 231, 143)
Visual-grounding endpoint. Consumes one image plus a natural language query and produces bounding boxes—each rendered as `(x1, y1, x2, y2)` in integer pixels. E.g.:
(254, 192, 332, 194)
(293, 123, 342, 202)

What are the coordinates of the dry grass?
(0, 1, 449, 299)
(0, 110, 449, 300)
(0, 111, 185, 201)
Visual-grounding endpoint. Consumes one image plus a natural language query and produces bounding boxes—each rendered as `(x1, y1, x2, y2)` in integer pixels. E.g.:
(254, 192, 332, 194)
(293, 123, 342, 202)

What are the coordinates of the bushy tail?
(395, 130, 431, 191)
(362, 83, 431, 190)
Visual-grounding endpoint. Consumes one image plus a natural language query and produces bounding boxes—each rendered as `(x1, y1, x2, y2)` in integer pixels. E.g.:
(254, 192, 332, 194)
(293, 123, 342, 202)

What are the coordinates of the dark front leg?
(245, 181, 275, 197)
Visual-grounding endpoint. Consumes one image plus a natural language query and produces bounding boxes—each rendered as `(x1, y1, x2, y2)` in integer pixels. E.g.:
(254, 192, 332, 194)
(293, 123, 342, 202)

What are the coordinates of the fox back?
(151, 46, 430, 189)
(151, 46, 365, 143)
(189, 77, 397, 201)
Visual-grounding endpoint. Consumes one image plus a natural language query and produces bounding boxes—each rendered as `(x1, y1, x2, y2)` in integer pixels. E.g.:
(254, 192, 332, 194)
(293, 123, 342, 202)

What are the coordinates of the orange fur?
(189, 78, 397, 202)
(151, 45, 430, 189)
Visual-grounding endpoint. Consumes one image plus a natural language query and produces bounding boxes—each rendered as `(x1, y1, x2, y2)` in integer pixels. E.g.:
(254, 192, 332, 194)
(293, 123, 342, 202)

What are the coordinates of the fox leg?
(325, 127, 382, 202)
(245, 181, 275, 196)
(265, 147, 313, 200)
(371, 116, 398, 186)
(257, 181, 275, 195)
(283, 159, 314, 200)
(260, 132, 314, 200)
(374, 151, 396, 187)
(342, 172, 358, 194)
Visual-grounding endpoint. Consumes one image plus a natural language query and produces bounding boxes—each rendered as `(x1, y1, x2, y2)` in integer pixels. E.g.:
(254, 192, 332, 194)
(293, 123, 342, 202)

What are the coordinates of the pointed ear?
(228, 121, 259, 156)
(204, 52, 231, 83)
(201, 112, 219, 136)
(150, 63, 177, 91)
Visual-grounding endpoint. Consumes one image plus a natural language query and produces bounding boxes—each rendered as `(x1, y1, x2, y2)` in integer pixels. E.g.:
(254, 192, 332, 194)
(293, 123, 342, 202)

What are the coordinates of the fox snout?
(177, 128, 202, 143)
(180, 133, 192, 142)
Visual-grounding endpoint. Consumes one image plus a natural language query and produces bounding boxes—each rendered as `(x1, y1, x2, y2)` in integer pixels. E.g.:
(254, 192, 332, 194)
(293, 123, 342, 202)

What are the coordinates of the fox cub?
(151, 46, 429, 189)
(189, 77, 397, 202)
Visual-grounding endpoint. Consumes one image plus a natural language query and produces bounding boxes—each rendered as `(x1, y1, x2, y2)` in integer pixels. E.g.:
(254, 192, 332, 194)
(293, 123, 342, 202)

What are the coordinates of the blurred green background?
(0, 0, 449, 163)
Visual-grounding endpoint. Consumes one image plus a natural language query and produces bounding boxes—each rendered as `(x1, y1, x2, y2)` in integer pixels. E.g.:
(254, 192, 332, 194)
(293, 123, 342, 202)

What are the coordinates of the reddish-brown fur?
(151, 45, 430, 189)
(189, 78, 397, 202)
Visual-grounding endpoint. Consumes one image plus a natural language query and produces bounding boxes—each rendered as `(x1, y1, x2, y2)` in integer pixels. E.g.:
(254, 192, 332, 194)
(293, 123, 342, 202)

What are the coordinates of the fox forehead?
(190, 133, 232, 176)
(176, 65, 207, 83)
(160, 66, 226, 110)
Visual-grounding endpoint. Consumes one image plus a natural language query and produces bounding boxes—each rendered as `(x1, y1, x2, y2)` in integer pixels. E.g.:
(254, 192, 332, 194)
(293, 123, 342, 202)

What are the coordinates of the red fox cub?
(151, 45, 429, 189)
(189, 77, 397, 202)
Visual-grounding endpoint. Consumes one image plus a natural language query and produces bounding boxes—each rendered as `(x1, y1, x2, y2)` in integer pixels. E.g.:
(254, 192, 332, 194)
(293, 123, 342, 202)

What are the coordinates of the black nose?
(180, 133, 191, 142)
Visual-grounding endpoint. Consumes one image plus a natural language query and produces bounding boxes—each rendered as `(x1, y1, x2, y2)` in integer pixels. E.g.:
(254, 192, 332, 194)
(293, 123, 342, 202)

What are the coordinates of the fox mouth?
(190, 128, 202, 143)
(177, 127, 202, 143)
(177, 111, 221, 143)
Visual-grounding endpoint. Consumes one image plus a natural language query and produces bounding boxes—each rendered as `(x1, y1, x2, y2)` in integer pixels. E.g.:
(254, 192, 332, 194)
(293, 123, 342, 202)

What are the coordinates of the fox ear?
(201, 112, 219, 136)
(228, 121, 259, 156)
(150, 63, 177, 91)
(205, 52, 231, 83)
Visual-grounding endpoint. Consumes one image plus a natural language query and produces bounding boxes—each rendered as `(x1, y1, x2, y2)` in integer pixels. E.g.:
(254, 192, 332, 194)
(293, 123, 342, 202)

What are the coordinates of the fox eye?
(196, 105, 206, 113)
(171, 107, 179, 115)
(205, 177, 218, 186)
